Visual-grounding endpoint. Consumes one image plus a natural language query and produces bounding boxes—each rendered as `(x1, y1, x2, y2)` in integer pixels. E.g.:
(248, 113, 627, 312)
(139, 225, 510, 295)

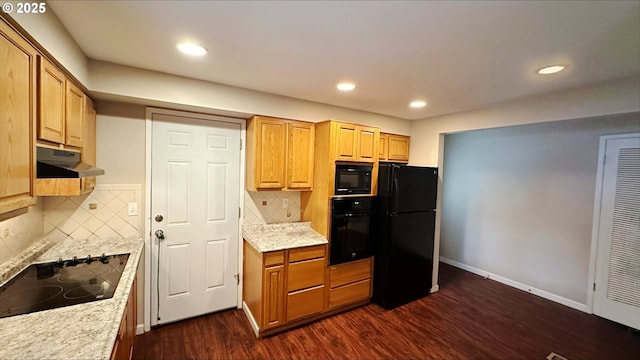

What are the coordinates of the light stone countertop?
(242, 222, 327, 253)
(0, 235, 143, 360)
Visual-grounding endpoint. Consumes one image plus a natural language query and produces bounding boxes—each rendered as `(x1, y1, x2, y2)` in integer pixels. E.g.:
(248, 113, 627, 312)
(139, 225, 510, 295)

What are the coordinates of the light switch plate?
(282, 198, 288, 208)
(127, 202, 138, 216)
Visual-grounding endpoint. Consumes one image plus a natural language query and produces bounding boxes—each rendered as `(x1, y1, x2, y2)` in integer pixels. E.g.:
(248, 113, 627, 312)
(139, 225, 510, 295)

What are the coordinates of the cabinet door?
(256, 118, 286, 189)
(38, 57, 65, 144)
(65, 80, 84, 147)
(0, 22, 37, 216)
(335, 123, 357, 161)
(287, 121, 314, 189)
(357, 127, 377, 162)
(387, 135, 410, 162)
(379, 133, 388, 161)
(262, 265, 285, 329)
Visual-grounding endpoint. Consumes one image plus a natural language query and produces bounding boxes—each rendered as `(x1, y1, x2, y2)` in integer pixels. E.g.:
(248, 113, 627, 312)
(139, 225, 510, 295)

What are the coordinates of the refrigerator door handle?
(391, 175, 399, 212)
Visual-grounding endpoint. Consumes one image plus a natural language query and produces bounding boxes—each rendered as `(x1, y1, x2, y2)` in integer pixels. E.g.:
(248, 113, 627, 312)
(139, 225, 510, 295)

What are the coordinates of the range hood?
(37, 147, 105, 178)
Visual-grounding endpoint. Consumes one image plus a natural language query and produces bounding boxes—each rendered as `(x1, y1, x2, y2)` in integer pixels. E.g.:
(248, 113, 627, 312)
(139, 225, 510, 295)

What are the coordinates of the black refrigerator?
(373, 163, 438, 309)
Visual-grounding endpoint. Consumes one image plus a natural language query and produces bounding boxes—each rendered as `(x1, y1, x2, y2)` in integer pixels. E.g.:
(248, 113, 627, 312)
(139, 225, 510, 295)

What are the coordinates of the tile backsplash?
(43, 184, 142, 244)
(0, 198, 44, 266)
(244, 190, 301, 224)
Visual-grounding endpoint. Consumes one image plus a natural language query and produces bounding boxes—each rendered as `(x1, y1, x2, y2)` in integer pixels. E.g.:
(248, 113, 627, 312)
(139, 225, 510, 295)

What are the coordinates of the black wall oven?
(334, 164, 372, 195)
(330, 196, 375, 265)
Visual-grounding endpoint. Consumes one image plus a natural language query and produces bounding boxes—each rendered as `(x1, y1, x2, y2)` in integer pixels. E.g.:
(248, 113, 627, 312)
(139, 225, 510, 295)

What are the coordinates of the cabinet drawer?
(330, 258, 372, 288)
(287, 258, 325, 292)
(329, 279, 371, 309)
(287, 285, 324, 322)
(264, 251, 284, 267)
(288, 245, 325, 262)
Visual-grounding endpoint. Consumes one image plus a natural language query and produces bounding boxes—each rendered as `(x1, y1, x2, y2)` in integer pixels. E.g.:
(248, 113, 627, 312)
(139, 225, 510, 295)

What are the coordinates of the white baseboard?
(430, 284, 439, 293)
(242, 301, 260, 338)
(440, 257, 589, 313)
(136, 323, 145, 335)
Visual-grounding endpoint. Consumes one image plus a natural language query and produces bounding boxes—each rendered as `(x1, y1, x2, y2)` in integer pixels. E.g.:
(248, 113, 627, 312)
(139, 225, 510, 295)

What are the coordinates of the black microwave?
(334, 164, 372, 195)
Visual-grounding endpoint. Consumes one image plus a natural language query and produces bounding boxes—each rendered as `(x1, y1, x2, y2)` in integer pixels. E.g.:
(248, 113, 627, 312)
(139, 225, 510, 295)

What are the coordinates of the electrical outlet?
(262, 200, 267, 206)
(2, 228, 9, 239)
(282, 198, 288, 208)
(89, 203, 97, 210)
(127, 202, 138, 216)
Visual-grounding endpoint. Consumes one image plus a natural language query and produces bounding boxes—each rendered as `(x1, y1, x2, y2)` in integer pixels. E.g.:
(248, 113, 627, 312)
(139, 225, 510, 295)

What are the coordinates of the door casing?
(587, 132, 640, 316)
(143, 107, 246, 332)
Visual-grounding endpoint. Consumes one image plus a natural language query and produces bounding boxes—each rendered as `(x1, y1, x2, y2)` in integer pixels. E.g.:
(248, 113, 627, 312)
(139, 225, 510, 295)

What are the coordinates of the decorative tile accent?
(43, 184, 142, 243)
(243, 190, 302, 224)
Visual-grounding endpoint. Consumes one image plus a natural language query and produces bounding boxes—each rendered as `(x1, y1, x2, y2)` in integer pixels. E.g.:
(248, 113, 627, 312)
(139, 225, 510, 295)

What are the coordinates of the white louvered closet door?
(593, 134, 640, 330)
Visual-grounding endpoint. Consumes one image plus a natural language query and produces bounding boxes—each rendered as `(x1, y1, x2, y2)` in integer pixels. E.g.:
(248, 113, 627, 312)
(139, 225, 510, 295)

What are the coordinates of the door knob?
(155, 215, 164, 222)
(155, 229, 165, 240)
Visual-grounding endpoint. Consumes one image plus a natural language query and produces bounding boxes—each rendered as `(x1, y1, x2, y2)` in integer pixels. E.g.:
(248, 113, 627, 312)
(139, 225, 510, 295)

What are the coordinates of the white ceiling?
(48, 1, 640, 120)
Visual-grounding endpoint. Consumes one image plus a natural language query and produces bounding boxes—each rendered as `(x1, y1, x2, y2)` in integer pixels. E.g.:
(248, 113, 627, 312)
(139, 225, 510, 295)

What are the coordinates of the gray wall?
(441, 112, 640, 304)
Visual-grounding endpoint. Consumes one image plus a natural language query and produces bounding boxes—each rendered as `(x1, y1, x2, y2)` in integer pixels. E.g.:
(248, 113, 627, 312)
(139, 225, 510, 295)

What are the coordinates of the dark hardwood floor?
(134, 263, 639, 359)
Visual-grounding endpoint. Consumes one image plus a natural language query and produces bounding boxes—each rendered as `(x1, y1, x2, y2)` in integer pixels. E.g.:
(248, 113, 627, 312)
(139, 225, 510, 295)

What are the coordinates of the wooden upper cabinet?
(357, 127, 377, 161)
(387, 134, 410, 162)
(38, 57, 65, 144)
(334, 123, 358, 161)
(379, 133, 410, 163)
(333, 122, 379, 162)
(37, 57, 85, 148)
(254, 117, 287, 189)
(379, 133, 389, 161)
(65, 80, 84, 147)
(0, 21, 37, 217)
(246, 116, 314, 191)
(287, 121, 314, 190)
(35, 96, 97, 197)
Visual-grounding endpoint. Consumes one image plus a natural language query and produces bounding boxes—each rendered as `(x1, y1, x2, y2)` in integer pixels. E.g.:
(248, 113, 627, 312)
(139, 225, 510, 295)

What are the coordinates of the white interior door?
(593, 134, 640, 330)
(151, 112, 241, 325)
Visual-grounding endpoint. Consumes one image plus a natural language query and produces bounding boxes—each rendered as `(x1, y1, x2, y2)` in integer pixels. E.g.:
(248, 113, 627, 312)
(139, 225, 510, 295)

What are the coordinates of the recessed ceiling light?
(537, 65, 566, 75)
(337, 82, 356, 91)
(409, 100, 427, 108)
(177, 42, 207, 56)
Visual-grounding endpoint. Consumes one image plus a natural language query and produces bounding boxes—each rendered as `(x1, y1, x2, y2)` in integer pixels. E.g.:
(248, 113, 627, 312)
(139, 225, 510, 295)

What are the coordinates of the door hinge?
(238, 207, 241, 219)
(240, 139, 243, 150)
(593, 282, 596, 292)
(234, 273, 240, 285)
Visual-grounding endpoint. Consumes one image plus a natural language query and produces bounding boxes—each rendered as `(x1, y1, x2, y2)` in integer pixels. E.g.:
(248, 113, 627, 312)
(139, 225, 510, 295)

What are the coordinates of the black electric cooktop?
(0, 253, 129, 319)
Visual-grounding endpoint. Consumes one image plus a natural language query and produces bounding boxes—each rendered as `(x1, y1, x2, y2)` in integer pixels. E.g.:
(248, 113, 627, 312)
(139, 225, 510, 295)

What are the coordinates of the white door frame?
(586, 132, 640, 314)
(143, 107, 246, 332)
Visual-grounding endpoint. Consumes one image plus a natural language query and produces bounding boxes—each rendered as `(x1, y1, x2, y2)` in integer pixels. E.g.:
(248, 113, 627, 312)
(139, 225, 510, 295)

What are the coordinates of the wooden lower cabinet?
(330, 279, 371, 309)
(287, 285, 324, 322)
(263, 265, 285, 329)
(329, 258, 373, 310)
(111, 278, 137, 360)
(243, 241, 373, 337)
